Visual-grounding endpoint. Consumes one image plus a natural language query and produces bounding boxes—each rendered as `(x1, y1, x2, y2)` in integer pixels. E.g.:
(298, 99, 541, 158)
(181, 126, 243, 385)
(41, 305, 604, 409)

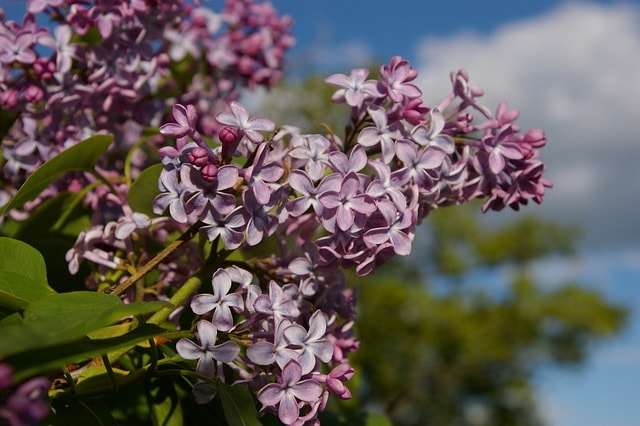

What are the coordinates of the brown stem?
(109, 223, 201, 296)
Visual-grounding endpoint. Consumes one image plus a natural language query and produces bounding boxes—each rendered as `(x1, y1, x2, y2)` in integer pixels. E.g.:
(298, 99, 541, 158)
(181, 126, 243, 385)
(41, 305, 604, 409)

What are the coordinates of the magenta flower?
(257, 360, 323, 425)
(176, 320, 240, 377)
(215, 101, 275, 143)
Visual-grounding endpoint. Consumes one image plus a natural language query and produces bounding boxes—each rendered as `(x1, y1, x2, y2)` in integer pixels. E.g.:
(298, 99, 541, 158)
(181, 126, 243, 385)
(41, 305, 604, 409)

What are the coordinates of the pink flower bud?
(524, 129, 546, 148)
(24, 85, 44, 104)
(219, 126, 240, 145)
(188, 146, 210, 167)
(200, 163, 218, 182)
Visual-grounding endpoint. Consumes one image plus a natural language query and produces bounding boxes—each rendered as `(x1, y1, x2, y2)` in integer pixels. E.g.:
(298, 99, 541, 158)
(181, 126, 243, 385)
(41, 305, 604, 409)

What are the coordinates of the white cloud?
(413, 2, 640, 250)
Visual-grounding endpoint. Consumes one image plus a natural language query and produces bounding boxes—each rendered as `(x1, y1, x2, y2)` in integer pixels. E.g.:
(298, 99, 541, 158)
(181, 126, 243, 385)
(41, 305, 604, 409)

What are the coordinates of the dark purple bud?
(201, 163, 219, 182)
(0, 89, 19, 109)
(219, 126, 240, 145)
(188, 146, 210, 167)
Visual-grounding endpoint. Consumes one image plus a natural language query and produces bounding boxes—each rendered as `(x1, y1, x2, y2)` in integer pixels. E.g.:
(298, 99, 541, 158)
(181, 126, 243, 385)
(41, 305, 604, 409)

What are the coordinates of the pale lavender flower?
(357, 105, 402, 164)
(0, 32, 37, 64)
(319, 172, 376, 232)
(283, 311, 334, 374)
(215, 101, 275, 143)
(324, 68, 381, 107)
(410, 108, 455, 154)
(176, 320, 240, 377)
(363, 199, 414, 256)
(159, 103, 198, 140)
(153, 168, 189, 224)
(183, 164, 239, 217)
(286, 170, 341, 217)
(243, 142, 284, 204)
(378, 56, 422, 103)
(241, 190, 279, 246)
(200, 206, 246, 249)
(254, 280, 300, 321)
(288, 134, 331, 181)
(394, 139, 447, 188)
(257, 360, 323, 425)
(191, 268, 245, 332)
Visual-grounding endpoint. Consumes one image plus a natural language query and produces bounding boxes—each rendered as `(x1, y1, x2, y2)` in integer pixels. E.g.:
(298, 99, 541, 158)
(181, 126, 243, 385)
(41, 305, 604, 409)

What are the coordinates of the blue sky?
(3, 1, 640, 425)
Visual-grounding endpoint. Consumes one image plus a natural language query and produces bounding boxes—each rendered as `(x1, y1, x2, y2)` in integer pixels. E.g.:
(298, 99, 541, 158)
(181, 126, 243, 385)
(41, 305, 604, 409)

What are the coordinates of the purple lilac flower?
(363, 199, 414, 256)
(0, 364, 50, 426)
(257, 360, 323, 425)
(319, 172, 376, 232)
(176, 320, 240, 377)
(357, 105, 403, 164)
(191, 268, 245, 332)
(288, 134, 331, 181)
(215, 101, 275, 143)
(282, 311, 334, 374)
(324, 68, 382, 107)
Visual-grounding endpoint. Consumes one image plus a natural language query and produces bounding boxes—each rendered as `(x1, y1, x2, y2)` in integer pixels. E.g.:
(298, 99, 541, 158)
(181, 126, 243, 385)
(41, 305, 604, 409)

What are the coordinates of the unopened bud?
(219, 126, 240, 145)
(200, 163, 218, 182)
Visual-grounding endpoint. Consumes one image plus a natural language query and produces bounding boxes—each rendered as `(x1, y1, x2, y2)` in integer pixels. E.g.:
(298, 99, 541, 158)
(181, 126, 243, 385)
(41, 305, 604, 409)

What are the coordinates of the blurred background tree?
(257, 74, 627, 426)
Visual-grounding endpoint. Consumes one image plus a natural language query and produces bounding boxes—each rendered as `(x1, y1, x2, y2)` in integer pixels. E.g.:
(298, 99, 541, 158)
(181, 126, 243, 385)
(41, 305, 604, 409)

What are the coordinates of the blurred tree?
(258, 75, 628, 426)
(348, 204, 626, 426)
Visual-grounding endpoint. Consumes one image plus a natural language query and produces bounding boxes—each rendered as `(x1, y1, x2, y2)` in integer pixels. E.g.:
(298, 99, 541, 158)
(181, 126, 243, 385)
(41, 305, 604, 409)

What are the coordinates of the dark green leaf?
(219, 382, 261, 426)
(148, 380, 184, 426)
(128, 163, 163, 216)
(0, 134, 113, 215)
(6, 323, 168, 382)
(0, 292, 170, 357)
(0, 237, 56, 310)
(52, 400, 119, 426)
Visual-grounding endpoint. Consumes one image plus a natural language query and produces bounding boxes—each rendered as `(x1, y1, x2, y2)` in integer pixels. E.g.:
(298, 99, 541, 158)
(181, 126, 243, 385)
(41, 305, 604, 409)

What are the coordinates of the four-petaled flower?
(257, 360, 323, 425)
(191, 268, 245, 332)
(176, 320, 240, 377)
(216, 101, 275, 143)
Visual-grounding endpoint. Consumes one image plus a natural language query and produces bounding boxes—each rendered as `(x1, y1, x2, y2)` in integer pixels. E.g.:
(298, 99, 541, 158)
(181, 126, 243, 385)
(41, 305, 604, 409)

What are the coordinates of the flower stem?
(110, 223, 201, 296)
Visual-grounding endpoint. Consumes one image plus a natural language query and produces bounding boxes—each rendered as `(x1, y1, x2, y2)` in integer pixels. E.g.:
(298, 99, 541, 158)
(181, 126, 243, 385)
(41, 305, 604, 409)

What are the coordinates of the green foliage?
(0, 237, 56, 309)
(128, 164, 163, 216)
(348, 209, 627, 426)
(0, 134, 113, 215)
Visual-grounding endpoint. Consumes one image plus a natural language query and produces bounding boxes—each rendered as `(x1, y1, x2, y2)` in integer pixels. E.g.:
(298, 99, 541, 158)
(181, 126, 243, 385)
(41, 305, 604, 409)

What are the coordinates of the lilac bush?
(0, 1, 551, 425)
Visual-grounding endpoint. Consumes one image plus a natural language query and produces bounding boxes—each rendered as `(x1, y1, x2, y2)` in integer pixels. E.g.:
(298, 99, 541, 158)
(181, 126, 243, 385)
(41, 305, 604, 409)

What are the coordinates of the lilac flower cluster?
(144, 56, 551, 424)
(0, 0, 293, 222)
(0, 364, 50, 426)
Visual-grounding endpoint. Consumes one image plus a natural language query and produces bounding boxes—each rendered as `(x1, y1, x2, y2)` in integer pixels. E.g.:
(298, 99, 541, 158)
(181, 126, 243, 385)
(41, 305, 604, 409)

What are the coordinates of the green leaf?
(148, 380, 184, 426)
(128, 163, 163, 216)
(0, 237, 56, 310)
(0, 107, 19, 141)
(0, 134, 113, 215)
(0, 292, 170, 357)
(6, 323, 168, 382)
(219, 382, 261, 426)
(52, 399, 120, 426)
